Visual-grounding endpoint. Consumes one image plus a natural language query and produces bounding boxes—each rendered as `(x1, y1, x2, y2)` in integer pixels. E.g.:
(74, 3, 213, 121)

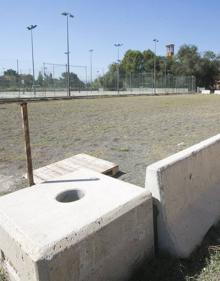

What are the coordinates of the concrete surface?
(145, 134, 220, 258)
(0, 168, 154, 281)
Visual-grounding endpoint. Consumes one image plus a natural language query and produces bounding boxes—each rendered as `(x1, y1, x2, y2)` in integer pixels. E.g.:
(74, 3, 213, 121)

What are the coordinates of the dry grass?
(1, 94, 220, 189)
(129, 223, 220, 281)
(1, 94, 220, 280)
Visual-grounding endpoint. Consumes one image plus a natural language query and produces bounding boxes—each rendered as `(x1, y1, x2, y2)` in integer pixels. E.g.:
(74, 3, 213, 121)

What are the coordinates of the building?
(166, 44, 175, 58)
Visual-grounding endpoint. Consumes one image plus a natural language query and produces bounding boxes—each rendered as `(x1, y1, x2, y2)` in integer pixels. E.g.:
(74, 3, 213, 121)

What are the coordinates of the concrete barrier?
(201, 89, 211, 94)
(129, 88, 189, 95)
(214, 90, 220, 95)
(145, 134, 220, 257)
(0, 168, 154, 281)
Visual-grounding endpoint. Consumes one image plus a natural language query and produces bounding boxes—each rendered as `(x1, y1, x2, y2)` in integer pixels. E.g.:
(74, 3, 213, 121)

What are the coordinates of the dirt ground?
(1, 94, 220, 193)
(1, 94, 220, 281)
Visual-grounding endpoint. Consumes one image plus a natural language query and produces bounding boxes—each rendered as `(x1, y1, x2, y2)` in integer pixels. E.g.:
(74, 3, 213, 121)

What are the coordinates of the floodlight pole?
(85, 66, 88, 85)
(97, 70, 100, 88)
(62, 12, 74, 97)
(153, 39, 159, 95)
(17, 59, 21, 96)
(27, 25, 37, 96)
(89, 49, 94, 91)
(66, 15, 70, 96)
(162, 58, 167, 92)
(114, 43, 123, 94)
(43, 63, 47, 95)
(30, 28, 35, 94)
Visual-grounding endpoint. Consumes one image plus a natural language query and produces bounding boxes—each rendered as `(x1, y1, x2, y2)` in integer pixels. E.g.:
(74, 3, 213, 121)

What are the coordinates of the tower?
(166, 44, 175, 58)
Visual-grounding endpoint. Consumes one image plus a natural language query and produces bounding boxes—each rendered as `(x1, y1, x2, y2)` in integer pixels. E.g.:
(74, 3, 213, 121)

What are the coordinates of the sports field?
(1, 94, 220, 191)
(1, 94, 220, 280)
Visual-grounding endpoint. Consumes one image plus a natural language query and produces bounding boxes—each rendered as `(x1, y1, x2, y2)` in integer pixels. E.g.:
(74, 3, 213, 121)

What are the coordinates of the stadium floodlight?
(27, 24, 37, 95)
(27, 25, 37, 30)
(153, 39, 159, 94)
(61, 12, 74, 97)
(114, 43, 123, 94)
(89, 49, 94, 90)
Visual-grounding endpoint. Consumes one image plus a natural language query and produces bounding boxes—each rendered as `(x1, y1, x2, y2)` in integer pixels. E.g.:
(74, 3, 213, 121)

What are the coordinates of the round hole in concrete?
(56, 189, 84, 203)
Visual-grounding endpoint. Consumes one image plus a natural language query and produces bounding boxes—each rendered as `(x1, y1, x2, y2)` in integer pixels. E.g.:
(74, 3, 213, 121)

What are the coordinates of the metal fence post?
(20, 102, 34, 186)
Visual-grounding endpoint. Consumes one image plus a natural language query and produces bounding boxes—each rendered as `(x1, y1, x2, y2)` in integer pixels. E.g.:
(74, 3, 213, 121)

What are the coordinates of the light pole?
(43, 63, 47, 95)
(27, 25, 37, 95)
(85, 66, 88, 86)
(89, 49, 94, 91)
(17, 59, 21, 96)
(114, 43, 123, 94)
(97, 70, 100, 89)
(61, 12, 74, 97)
(153, 39, 159, 94)
(161, 58, 167, 92)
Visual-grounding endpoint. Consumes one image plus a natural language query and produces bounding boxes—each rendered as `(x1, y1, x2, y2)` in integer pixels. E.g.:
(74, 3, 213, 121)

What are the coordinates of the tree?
(37, 72, 44, 86)
(99, 45, 220, 90)
(20, 74, 33, 88)
(143, 49, 155, 73)
(175, 45, 201, 76)
(2, 69, 18, 89)
(121, 50, 144, 74)
(2, 44, 220, 92)
(61, 72, 85, 90)
(4, 69, 17, 77)
(98, 64, 118, 90)
(203, 51, 216, 61)
(197, 52, 220, 89)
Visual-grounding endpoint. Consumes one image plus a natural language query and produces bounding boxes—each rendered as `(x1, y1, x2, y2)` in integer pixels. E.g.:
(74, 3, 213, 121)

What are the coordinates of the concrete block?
(0, 168, 154, 281)
(145, 134, 220, 258)
(201, 89, 211, 94)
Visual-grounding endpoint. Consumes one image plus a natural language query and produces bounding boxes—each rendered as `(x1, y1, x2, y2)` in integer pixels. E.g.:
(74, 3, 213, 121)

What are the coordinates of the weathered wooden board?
(24, 154, 119, 184)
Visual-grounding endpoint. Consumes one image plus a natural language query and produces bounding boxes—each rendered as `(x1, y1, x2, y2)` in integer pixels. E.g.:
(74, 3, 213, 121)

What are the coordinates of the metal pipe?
(20, 102, 34, 186)
(114, 43, 123, 94)
(89, 49, 94, 91)
(153, 39, 159, 95)
(27, 25, 37, 95)
(61, 12, 74, 96)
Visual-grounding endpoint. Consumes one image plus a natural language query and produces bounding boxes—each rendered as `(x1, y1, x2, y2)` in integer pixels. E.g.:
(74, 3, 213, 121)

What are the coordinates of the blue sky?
(0, 0, 220, 78)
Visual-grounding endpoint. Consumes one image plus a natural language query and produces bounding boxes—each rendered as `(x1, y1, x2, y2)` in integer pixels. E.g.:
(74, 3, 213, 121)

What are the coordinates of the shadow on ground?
(129, 222, 220, 281)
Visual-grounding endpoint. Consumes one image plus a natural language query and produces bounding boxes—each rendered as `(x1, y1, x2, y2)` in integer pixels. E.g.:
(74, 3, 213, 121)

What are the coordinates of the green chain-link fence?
(0, 67, 196, 98)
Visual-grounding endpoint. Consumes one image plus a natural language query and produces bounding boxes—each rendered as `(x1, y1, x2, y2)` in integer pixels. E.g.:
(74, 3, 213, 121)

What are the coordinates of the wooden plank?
(68, 154, 118, 174)
(24, 154, 119, 184)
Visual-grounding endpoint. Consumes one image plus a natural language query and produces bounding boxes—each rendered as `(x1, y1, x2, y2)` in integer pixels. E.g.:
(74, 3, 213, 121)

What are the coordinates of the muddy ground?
(1, 94, 220, 194)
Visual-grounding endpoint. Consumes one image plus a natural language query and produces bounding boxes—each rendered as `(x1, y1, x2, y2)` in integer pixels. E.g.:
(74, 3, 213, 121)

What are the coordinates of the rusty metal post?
(20, 102, 34, 186)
